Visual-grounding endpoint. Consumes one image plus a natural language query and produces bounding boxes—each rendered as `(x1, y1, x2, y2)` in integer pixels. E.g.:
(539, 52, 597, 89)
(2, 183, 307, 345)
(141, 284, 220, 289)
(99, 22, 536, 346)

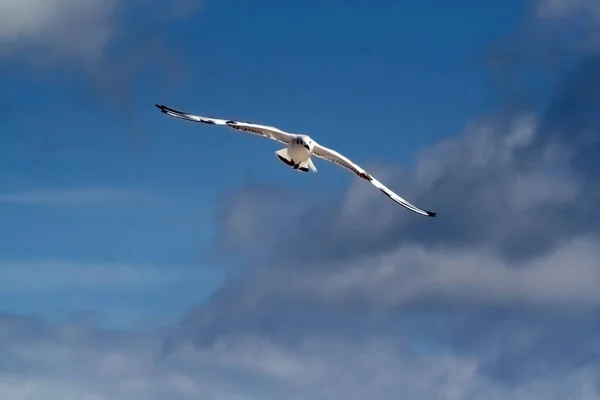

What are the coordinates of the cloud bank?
(0, 314, 598, 400)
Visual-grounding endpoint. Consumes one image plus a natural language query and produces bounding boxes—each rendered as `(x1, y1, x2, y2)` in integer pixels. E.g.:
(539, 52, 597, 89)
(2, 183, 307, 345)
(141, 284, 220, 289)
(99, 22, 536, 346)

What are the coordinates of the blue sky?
(2, 0, 600, 398)
(0, 0, 524, 325)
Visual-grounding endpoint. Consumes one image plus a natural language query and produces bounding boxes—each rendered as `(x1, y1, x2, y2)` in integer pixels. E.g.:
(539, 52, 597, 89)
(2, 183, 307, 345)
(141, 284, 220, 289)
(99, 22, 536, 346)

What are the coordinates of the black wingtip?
(156, 104, 177, 113)
(427, 211, 437, 218)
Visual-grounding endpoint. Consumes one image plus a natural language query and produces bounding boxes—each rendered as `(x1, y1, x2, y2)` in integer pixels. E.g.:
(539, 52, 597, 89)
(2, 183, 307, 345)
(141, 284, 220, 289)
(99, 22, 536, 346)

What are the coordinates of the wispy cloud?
(536, 0, 600, 20)
(0, 0, 121, 64)
(0, 260, 209, 292)
(0, 186, 145, 206)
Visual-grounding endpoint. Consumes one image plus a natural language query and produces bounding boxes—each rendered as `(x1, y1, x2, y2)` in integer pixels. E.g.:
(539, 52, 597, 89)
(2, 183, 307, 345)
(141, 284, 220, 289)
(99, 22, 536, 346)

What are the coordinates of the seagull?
(155, 104, 436, 218)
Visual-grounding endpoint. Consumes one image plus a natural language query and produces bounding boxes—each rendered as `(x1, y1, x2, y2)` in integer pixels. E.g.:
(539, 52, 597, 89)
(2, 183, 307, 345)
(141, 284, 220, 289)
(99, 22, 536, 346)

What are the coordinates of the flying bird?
(155, 104, 436, 218)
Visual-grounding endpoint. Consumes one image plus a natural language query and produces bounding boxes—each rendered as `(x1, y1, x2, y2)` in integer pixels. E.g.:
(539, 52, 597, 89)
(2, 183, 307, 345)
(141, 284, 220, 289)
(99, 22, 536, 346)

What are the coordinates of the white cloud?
(414, 115, 545, 189)
(202, 235, 600, 327)
(0, 0, 204, 62)
(0, 0, 118, 61)
(306, 235, 600, 309)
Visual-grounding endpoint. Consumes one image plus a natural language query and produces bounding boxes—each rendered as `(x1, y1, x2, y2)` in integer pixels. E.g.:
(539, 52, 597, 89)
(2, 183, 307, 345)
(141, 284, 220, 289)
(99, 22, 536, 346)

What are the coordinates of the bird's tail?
(275, 149, 317, 173)
(299, 158, 317, 172)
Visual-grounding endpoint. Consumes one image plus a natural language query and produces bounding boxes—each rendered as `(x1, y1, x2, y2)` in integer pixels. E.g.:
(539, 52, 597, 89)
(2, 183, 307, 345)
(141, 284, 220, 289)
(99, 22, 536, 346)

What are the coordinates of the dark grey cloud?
(482, 0, 600, 111)
(538, 54, 600, 175)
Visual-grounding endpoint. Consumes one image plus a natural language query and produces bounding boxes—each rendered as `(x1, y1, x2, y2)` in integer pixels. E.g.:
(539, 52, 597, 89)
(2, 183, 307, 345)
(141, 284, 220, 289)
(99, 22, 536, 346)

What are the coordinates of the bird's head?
(295, 135, 314, 151)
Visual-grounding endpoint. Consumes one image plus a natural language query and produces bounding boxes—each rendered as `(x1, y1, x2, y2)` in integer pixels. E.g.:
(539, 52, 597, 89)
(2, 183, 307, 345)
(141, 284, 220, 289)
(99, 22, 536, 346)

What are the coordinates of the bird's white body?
(275, 135, 317, 172)
(287, 135, 313, 162)
(155, 104, 437, 217)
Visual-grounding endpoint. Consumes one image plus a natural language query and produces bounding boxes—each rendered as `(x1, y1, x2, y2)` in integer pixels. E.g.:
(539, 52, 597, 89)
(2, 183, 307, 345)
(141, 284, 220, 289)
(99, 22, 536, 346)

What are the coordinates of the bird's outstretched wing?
(155, 104, 293, 145)
(312, 143, 436, 217)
